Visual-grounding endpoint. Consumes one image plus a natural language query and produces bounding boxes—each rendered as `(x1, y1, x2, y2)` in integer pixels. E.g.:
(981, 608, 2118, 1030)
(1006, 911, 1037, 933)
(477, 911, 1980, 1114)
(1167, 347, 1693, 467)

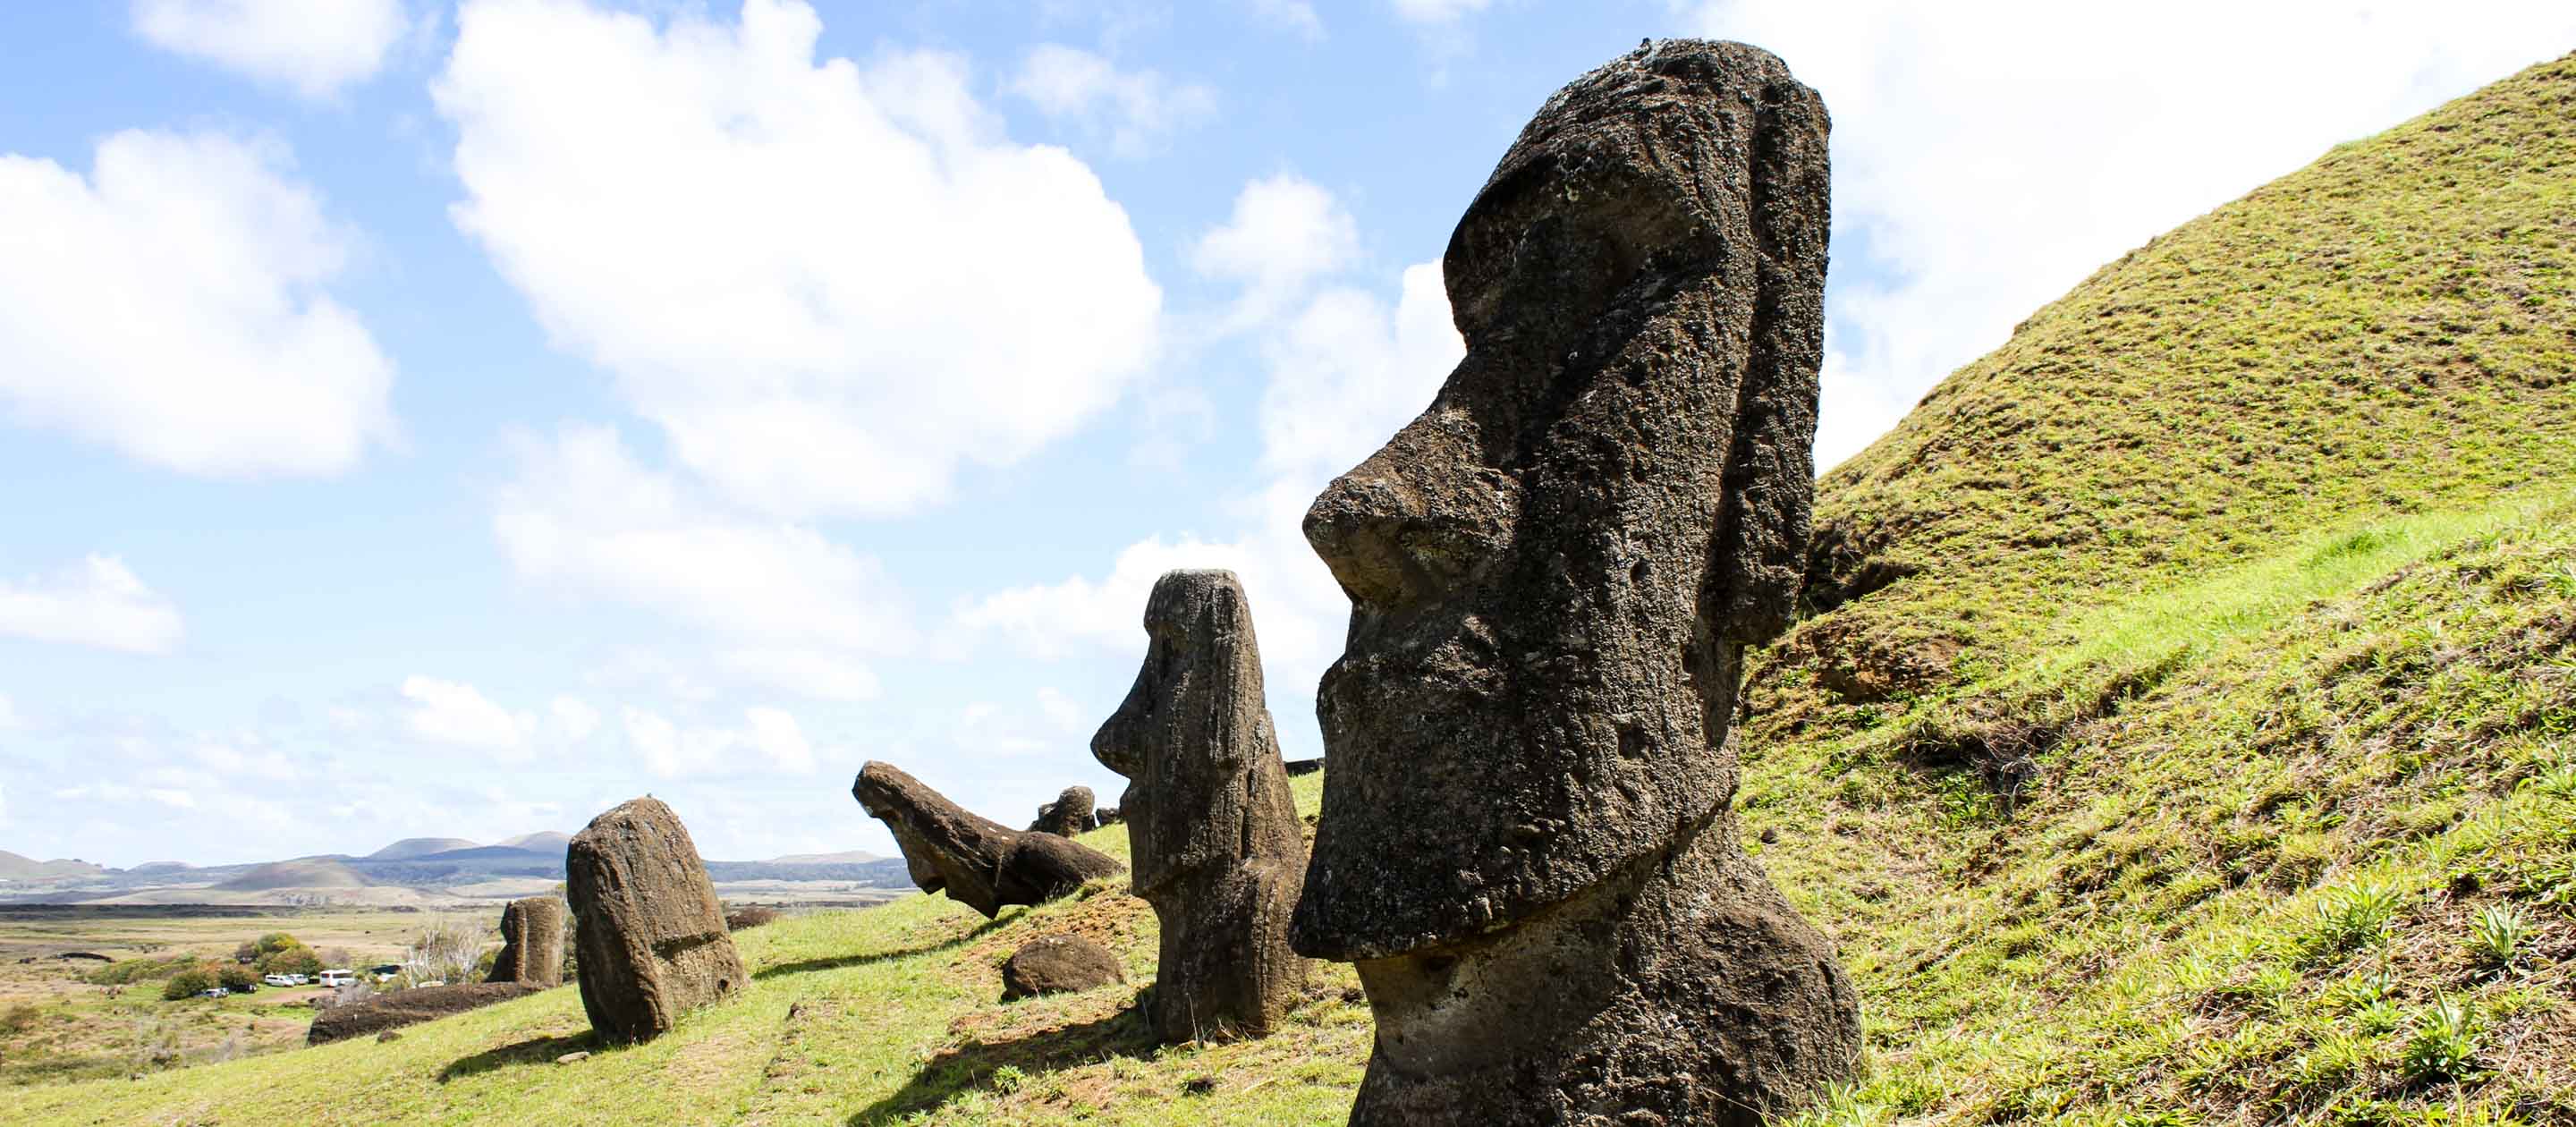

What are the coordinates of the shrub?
(2296, 880, 2406, 963)
(161, 966, 219, 1001)
(216, 964, 258, 991)
(258, 945, 322, 978)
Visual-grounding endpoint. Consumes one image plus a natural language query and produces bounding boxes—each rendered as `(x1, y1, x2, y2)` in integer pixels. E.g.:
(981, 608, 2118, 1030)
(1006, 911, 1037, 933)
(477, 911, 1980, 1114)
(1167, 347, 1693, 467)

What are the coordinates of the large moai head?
(1292, 38, 1829, 959)
(1091, 569, 1298, 894)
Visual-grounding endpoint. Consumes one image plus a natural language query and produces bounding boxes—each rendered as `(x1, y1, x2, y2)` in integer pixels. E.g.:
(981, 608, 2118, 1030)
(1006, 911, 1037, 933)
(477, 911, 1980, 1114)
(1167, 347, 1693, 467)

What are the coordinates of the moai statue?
(1290, 39, 1860, 1126)
(565, 797, 746, 1043)
(852, 762, 1123, 918)
(1027, 786, 1096, 837)
(1093, 570, 1309, 1042)
(486, 895, 564, 987)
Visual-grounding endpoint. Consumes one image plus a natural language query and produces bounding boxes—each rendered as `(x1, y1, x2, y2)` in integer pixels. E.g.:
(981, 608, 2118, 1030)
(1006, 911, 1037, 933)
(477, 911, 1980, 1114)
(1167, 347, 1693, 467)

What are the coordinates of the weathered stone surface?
(306, 982, 539, 1046)
(1282, 758, 1325, 777)
(852, 762, 1123, 918)
(1291, 38, 1860, 1125)
(999, 934, 1125, 999)
(565, 797, 746, 1044)
(1027, 786, 1096, 837)
(1093, 569, 1309, 1042)
(486, 896, 564, 987)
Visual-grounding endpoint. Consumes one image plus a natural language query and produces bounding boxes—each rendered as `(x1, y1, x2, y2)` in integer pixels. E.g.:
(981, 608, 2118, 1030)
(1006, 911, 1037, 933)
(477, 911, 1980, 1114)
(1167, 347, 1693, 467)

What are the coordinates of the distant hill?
(124, 861, 193, 875)
(0, 851, 106, 880)
(216, 859, 371, 892)
(766, 850, 883, 865)
(495, 832, 571, 853)
(367, 837, 480, 860)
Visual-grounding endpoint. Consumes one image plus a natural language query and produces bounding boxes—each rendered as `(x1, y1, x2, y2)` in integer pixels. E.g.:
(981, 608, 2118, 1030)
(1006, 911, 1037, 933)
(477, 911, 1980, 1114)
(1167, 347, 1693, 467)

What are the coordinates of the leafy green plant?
(2298, 881, 2406, 963)
(159, 967, 218, 1002)
(2398, 996, 2481, 1085)
(2466, 902, 2532, 971)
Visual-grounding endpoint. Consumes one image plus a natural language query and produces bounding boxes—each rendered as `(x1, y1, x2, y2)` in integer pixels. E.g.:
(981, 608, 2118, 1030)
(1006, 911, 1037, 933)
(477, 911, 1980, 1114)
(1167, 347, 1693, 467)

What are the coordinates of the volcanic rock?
(565, 797, 746, 1043)
(486, 895, 564, 987)
(306, 982, 540, 1046)
(1094, 569, 1309, 1042)
(852, 762, 1123, 918)
(1291, 38, 1860, 1125)
(999, 934, 1125, 999)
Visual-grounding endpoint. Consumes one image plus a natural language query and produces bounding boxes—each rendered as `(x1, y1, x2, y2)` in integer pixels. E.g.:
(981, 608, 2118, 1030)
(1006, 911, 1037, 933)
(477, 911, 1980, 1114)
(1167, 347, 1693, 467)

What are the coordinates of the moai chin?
(1094, 569, 1310, 1042)
(1290, 39, 1861, 1126)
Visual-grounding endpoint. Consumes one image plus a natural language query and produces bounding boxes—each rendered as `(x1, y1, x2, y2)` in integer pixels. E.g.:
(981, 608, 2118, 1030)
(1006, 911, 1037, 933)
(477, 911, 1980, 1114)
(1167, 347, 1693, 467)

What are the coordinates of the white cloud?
(1243, 0, 1324, 40)
(0, 692, 18, 729)
(131, 0, 408, 98)
(717, 649, 883, 703)
(436, 0, 1163, 518)
(958, 188, 1466, 720)
(400, 675, 533, 756)
(0, 131, 396, 478)
(549, 696, 600, 741)
(145, 788, 196, 809)
(495, 424, 912, 652)
(1679, 0, 2576, 469)
(0, 555, 185, 655)
(1008, 44, 1217, 157)
(1191, 174, 1360, 326)
(1391, 0, 1492, 24)
(624, 705, 818, 777)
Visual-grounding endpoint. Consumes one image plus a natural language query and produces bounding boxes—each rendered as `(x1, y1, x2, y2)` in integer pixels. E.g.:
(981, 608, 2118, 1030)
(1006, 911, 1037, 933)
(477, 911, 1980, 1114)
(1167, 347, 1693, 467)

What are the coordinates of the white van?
(317, 969, 357, 987)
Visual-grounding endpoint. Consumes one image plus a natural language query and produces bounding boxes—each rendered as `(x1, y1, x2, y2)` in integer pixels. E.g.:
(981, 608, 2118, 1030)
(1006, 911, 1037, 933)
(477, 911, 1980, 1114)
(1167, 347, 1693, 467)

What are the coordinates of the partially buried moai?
(565, 797, 746, 1043)
(485, 895, 564, 987)
(1291, 39, 1860, 1126)
(1093, 570, 1309, 1042)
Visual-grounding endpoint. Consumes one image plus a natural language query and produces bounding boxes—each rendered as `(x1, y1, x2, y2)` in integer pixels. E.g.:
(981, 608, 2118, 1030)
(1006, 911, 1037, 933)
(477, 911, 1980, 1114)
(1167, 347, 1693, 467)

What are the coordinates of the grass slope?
(9, 47, 2576, 1127)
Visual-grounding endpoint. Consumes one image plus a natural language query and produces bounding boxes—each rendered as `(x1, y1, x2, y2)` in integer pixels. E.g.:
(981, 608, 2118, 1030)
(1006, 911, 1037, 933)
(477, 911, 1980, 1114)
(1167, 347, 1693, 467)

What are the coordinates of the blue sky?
(4, 0, 2571, 868)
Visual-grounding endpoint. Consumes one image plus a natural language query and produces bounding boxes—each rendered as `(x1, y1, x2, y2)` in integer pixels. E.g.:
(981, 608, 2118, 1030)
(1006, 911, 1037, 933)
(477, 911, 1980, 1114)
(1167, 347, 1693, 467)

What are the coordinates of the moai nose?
(1304, 445, 1518, 614)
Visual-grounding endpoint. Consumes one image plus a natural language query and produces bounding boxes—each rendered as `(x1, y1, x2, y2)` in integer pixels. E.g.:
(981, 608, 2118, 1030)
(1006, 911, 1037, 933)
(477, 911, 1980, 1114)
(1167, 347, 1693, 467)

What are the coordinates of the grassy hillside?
(6, 47, 2573, 1127)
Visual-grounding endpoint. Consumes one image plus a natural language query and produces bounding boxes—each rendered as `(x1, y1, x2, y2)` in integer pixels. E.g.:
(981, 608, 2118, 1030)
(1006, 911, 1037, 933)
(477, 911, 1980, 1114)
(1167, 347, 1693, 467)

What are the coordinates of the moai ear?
(1706, 78, 1829, 647)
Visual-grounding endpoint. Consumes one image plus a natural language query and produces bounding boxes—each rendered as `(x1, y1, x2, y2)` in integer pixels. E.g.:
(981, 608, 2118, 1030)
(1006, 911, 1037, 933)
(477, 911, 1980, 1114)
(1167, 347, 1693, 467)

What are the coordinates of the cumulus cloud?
(1008, 44, 1217, 157)
(0, 131, 396, 478)
(958, 180, 1465, 716)
(1242, 0, 1324, 40)
(1679, 0, 2576, 468)
(716, 649, 883, 703)
(400, 675, 533, 756)
(1191, 174, 1360, 326)
(624, 705, 818, 777)
(436, 0, 1162, 518)
(131, 0, 408, 98)
(0, 555, 185, 655)
(494, 424, 911, 654)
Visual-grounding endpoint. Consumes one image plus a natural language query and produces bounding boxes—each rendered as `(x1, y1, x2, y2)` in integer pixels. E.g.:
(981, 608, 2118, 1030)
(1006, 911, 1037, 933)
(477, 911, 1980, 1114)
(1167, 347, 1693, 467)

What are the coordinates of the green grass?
(13, 45, 2576, 1127)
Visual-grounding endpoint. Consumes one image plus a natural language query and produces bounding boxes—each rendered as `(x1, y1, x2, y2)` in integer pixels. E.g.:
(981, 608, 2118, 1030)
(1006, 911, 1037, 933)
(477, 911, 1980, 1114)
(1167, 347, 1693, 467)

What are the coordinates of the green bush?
(160, 967, 218, 1001)
(2399, 996, 2482, 1085)
(82, 956, 191, 987)
(257, 945, 322, 978)
(216, 964, 258, 991)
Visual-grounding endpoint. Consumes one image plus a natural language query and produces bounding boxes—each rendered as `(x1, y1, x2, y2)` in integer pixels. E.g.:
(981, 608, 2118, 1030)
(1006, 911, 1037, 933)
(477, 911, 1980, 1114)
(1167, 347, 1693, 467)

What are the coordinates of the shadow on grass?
(847, 1003, 1157, 1125)
(755, 913, 1013, 981)
(436, 1030, 597, 1082)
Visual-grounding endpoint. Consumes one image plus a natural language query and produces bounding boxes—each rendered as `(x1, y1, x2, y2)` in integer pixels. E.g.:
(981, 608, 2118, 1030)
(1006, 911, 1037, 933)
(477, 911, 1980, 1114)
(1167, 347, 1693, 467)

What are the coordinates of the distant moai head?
(1294, 38, 1830, 960)
(1091, 568, 1285, 896)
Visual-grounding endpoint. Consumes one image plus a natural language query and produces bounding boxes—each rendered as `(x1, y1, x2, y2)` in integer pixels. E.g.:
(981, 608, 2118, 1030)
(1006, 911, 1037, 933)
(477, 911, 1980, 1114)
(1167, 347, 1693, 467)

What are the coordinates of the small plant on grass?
(988, 1063, 1026, 1095)
(2298, 880, 2406, 963)
(2466, 902, 2533, 972)
(2398, 995, 2481, 1086)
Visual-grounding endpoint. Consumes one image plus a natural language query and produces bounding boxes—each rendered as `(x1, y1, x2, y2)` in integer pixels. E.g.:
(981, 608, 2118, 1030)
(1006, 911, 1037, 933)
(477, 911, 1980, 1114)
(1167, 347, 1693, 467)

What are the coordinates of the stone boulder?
(1093, 569, 1309, 1042)
(1290, 38, 1860, 1126)
(306, 982, 540, 1046)
(1026, 785, 1096, 837)
(565, 797, 747, 1043)
(852, 762, 1123, 918)
(485, 895, 564, 987)
(999, 934, 1125, 999)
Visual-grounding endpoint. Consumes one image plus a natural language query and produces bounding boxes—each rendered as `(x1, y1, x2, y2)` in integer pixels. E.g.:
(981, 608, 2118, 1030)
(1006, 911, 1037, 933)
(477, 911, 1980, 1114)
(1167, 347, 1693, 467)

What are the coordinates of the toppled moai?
(1000, 934, 1125, 999)
(1291, 39, 1860, 1126)
(486, 895, 564, 987)
(565, 797, 746, 1043)
(1027, 785, 1096, 837)
(1093, 569, 1309, 1042)
(852, 762, 1123, 918)
(307, 982, 540, 1046)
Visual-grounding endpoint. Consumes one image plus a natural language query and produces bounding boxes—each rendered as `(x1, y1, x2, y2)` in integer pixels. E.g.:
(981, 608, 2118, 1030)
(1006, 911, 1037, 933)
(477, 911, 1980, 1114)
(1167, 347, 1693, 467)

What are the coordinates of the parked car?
(289, 973, 309, 986)
(370, 964, 402, 983)
(318, 970, 356, 987)
(198, 987, 229, 998)
(262, 973, 294, 987)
